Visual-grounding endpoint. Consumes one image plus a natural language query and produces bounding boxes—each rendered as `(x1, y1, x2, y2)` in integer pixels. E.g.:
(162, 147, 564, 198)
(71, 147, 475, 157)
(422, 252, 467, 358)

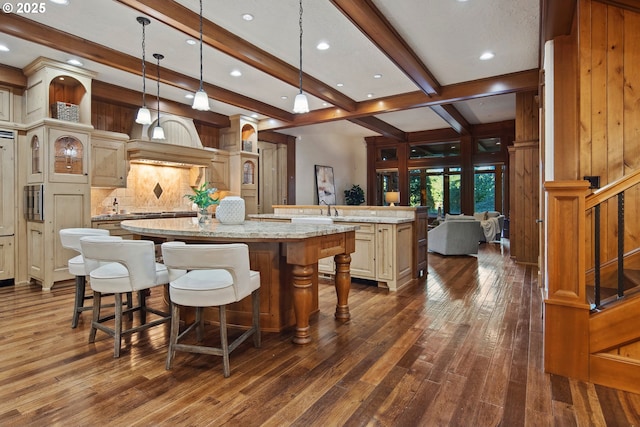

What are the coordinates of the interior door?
(258, 140, 287, 213)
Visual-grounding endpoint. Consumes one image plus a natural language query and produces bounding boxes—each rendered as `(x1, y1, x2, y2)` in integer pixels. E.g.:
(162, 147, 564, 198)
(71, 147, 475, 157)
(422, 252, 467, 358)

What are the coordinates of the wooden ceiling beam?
(0, 64, 27, 89)
(348, 116, 406, 141)
(330, 0, 440, 96)
(260, 69, 539, 131)
(429, 104, 472, 135)
(115, 0, 357, 112)
(1, 13, 293, 122)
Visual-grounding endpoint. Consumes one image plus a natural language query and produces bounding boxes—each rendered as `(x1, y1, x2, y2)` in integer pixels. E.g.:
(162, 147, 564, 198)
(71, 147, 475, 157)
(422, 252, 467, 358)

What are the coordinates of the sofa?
(428, 211, 505, 256)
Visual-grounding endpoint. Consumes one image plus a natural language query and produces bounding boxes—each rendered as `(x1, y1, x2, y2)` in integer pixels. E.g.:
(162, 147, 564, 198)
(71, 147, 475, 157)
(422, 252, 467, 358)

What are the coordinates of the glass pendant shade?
(192, 89, 210, 111)
(293, 92, 309, 114)
(152, 125, 165, 140)
(135, 106, 152, 125)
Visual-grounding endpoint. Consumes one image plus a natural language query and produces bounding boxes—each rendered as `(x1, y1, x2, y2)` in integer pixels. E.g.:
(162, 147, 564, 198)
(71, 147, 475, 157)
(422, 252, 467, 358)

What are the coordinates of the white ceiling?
(0, 0, 540, 139)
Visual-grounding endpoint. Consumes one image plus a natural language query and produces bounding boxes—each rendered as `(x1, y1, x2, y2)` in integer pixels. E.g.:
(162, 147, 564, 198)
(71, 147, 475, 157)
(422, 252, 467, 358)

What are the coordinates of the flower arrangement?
(185, 182, 219, 209)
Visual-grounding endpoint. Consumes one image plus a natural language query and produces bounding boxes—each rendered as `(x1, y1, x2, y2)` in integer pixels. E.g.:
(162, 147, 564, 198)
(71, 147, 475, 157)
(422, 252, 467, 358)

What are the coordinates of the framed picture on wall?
(315, 165, 336, 205)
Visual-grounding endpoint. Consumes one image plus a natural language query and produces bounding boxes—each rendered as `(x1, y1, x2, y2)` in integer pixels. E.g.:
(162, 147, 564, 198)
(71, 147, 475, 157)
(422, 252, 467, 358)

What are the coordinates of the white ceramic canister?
(215, 196, 245, 224)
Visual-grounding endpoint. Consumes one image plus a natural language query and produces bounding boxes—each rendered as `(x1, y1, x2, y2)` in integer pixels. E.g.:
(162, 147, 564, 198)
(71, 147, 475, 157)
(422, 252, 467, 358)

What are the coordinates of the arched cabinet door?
(48, 128, 89, 184)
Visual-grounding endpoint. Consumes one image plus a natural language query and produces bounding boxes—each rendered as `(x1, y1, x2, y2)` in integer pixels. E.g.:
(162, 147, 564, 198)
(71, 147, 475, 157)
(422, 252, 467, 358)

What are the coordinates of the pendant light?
(293, 0, 309, 114)
(152, 53, 165, 140)
(135, 17, 152, 125)
(192, 0, 210, 111)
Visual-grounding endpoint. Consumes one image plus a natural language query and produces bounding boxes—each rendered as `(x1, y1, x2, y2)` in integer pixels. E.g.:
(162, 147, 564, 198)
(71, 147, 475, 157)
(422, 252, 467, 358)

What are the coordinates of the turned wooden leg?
(334, 253, 352, 322)
(292, 264, 314, 345)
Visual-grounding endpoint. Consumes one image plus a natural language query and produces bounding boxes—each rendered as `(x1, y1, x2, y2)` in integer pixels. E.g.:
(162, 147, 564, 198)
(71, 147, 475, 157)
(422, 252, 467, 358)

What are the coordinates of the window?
(476, 137, 501, 153)
(474, 165, 504, 212)
(376, 169, 398, 205)
(409, 167, 461, 215)
(409, 141, 460, 159)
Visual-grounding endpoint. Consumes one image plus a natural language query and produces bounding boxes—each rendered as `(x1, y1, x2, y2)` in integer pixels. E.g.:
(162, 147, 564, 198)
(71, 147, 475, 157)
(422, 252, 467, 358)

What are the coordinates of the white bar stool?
(59, 228, 126, 328)
(80, 237, 172, 358)
(161, 241, 261, 377)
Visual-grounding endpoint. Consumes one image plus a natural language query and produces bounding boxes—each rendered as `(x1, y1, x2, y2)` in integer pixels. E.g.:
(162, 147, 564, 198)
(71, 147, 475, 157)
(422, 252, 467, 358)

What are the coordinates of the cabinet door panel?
(376, 224, 395, 281)
(0, 236, 14, 280)
(92, 139, 126, 187)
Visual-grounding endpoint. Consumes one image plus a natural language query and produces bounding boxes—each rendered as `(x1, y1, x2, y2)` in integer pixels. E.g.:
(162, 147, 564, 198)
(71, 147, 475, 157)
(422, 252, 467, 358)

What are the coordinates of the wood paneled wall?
(509, 91, 540, 265)
(553, 0, 640, 266)
(91, 100, 220, 148)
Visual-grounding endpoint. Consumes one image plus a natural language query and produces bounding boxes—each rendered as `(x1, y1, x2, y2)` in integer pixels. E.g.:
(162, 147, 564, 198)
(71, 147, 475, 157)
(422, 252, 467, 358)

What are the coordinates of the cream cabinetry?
(91, 131, 128, 187)
(207, 149, 230, 190)
(318, 222, 413, 291)
(0, 236, 14, 281)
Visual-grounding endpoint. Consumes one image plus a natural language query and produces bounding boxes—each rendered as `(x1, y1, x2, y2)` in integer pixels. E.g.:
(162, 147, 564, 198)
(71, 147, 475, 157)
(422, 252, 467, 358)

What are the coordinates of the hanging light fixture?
(135, 16, 152, 125)
(293, 0, 309, 114)
(152, 53, 165, 140)
(192, 0, 210, 111)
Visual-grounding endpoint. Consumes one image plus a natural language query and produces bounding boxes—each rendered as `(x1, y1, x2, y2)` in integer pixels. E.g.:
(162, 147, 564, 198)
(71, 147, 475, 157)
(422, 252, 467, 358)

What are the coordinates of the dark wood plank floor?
(1, 240, 639, 426)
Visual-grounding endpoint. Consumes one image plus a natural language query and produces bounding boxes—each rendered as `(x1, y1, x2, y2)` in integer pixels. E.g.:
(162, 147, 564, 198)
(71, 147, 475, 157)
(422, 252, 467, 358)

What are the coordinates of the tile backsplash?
(91, 163, 195, 215)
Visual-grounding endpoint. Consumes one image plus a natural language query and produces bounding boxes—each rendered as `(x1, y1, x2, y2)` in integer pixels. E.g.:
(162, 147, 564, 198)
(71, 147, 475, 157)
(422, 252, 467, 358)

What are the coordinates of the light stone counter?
(249, 213, 413, 224)
(121, 217, 358, 241)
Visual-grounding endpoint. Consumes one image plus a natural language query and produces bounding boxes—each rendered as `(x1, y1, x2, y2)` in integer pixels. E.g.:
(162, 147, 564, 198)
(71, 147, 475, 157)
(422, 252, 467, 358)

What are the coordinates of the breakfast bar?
(121, 218, 357, 345)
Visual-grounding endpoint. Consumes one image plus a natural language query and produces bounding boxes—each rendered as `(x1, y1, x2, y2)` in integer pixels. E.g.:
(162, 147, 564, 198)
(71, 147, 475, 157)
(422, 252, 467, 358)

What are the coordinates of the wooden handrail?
(586, 169, 640, 210)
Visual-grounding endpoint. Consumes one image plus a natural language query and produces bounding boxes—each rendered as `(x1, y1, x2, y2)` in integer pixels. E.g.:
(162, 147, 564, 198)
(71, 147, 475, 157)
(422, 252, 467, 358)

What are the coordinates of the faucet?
(320, 200, 331, 216)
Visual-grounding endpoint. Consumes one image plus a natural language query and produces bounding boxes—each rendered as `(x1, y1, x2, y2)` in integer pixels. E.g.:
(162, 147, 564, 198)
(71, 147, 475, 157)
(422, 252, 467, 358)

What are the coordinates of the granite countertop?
(120, 217, 358, 240)
(92, 211, 196, 221)
(249, 213, 414, 224)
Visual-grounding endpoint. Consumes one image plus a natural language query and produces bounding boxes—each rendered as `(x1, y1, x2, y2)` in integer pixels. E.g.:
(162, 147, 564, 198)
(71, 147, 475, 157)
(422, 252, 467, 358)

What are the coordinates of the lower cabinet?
(318, 222, 413, 291)
(0, 235, 15, 281)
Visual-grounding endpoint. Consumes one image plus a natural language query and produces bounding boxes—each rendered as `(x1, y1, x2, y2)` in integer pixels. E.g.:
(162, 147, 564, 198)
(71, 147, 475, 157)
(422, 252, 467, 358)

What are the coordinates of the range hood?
(127, 139, 217, 167)
(127, 114, 219, 167)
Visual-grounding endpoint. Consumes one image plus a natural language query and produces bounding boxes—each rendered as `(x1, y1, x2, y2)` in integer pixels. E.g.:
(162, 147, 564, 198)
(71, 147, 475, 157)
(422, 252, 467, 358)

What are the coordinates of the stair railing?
(585, 169, 640, 308)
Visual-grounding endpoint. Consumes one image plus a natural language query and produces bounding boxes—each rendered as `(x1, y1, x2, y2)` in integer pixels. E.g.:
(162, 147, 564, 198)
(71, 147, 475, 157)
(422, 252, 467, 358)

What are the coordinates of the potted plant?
(185, 182, 219, 223)
(344, 184, 365, 206)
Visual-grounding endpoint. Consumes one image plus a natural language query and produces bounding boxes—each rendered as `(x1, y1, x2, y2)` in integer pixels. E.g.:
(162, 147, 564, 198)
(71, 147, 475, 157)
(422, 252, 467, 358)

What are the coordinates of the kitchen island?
(121, 217, 357, 345)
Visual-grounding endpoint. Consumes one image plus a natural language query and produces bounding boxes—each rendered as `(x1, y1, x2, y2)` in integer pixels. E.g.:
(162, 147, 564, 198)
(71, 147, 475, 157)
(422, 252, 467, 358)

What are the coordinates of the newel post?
(543, 180, 591, 380)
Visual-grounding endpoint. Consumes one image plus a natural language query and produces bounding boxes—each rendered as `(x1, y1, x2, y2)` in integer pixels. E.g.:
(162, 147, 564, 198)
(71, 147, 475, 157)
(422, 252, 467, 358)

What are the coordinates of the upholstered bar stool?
(161, 241, 261, 377)
(80, 237, 172, 358)
(59, 228, 121, 328)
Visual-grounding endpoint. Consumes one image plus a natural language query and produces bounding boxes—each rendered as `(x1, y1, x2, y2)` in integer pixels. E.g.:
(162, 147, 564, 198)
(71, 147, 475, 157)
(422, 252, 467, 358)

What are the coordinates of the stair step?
(587, 269, 640, 309)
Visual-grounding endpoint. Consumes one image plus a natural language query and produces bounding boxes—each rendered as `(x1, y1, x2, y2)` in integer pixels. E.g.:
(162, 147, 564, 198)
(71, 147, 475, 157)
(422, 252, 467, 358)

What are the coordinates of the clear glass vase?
(197, 207, 211, 224)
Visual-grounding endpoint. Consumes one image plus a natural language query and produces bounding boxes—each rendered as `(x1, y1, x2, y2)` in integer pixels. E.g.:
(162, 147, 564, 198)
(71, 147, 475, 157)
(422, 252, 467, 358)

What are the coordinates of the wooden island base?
(122, 218, 356, 345)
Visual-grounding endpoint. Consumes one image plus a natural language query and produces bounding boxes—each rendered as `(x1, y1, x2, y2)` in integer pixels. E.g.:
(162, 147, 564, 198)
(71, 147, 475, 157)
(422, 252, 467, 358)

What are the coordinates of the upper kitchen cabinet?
(220, 115, 259, 214)
(22, 57, 96, 125)
(91, 130, 129, 188)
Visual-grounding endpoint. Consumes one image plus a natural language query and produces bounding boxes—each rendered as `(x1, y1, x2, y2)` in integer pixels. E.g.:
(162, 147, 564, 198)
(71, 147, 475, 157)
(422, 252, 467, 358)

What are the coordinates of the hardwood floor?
(1, 240, 639, 426)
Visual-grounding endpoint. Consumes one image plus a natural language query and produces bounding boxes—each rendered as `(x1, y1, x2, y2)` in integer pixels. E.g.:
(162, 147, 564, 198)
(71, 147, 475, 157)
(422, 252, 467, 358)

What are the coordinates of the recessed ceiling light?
(186, 39, 197, 45)
(316, 41, 330, 50)
(281, 96, 288, 100)
(242, 13, 254, 21)
(322, 102, 328, 107)
(67, 59, 83, 67)
(367, 93, 374, 98)
(336, 83, 344, 87)
(480, 51, 495, 60)
(251, 113, 258, 118)
(230, 70, 242, 77)
(373, 74, 382, 79)
(185, 93, 194, 99)
(58, 77, 65, 81)
(0, 44, 9, 52)
(49, 0, 69, 4)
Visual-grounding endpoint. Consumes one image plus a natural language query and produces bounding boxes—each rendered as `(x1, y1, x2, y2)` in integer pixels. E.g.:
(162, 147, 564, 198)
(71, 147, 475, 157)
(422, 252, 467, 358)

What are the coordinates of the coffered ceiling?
(0, 0, 543, 139)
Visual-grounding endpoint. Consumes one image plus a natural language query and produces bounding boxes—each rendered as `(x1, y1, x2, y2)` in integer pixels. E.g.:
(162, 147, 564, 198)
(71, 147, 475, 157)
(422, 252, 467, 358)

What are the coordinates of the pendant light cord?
(155, 53, 163, 126)
(140, 18, 148, 106)
(199, 0, 204, 91)
(298, 0, 303, 94)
